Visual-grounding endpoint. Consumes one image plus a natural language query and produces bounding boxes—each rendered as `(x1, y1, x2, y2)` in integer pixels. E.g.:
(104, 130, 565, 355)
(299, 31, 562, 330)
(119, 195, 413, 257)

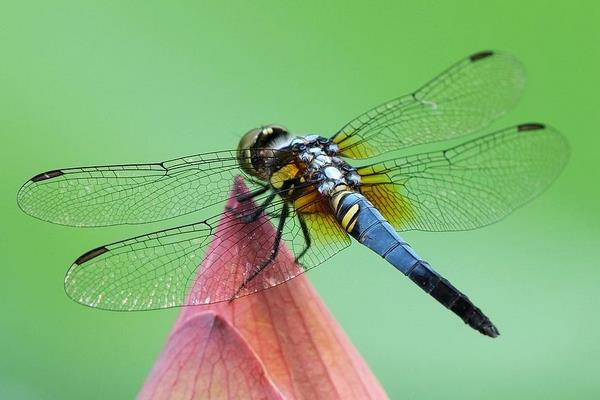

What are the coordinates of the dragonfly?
(18, 50, 568, 338)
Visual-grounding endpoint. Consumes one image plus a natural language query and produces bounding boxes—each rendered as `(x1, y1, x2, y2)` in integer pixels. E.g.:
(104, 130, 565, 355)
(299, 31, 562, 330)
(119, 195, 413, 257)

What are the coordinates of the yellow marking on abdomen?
(340, 204, 360, 231)
(331, 189, 352, 212)
(347, 218, 358, 233)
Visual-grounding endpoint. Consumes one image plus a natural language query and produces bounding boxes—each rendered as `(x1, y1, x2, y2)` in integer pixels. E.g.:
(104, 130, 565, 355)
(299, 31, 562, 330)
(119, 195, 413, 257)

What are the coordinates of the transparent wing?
(283, 191, 351, 270)
(17, 150, 280, 227)
(64, 180, 351, 311)
(332, 51, 527, 159)
(357, 124, 569, 231)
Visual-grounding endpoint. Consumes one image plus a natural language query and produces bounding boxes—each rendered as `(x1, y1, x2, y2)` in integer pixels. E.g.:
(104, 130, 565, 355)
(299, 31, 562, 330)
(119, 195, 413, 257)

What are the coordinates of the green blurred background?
(1, 1, 598, 398)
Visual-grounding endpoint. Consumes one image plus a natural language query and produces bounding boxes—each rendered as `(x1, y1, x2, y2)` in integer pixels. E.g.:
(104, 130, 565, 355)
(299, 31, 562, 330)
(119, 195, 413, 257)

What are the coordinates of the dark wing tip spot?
(31, 170, 64, 182)
(518, 123, 546, 132)
(74, 246, 109, 265)
(470, 50, 494, 62)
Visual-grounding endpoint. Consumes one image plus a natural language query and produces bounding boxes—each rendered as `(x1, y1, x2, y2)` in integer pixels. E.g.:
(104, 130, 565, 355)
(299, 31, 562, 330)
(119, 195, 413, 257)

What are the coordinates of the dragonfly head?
(237, 125, 291, 180)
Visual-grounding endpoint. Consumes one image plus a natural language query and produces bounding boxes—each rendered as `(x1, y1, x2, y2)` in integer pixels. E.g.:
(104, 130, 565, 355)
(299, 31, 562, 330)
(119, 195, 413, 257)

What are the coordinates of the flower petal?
(140, 177, 388, 399)
(139, 312, 284, 400)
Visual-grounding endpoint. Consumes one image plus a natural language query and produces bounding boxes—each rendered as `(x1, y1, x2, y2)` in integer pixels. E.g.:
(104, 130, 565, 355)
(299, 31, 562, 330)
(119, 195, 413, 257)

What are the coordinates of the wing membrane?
(18, 150, 276, 227)
(332, 51, 527, 158)
(358, 124, 569, 231)
(64, 181, 350, 311)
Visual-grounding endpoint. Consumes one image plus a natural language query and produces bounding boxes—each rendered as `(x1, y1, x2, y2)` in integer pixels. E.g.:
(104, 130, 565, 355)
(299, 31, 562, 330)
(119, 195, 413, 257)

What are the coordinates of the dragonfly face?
(18, 50, 569, 337)
(237, 124, 292, 180)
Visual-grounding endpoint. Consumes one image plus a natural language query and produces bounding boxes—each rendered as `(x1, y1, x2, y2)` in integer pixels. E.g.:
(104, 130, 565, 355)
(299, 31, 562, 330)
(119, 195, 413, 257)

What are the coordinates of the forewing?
(18, 151, 272, 227)
(358, 124, 569, 231)
(64, 182, 350, 311)
(332, 51, 527, 159)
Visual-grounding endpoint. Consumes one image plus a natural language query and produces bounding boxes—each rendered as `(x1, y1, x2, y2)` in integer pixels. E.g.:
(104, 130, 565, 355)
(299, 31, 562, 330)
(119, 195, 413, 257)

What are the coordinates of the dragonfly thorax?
(290, 135, 361, 195)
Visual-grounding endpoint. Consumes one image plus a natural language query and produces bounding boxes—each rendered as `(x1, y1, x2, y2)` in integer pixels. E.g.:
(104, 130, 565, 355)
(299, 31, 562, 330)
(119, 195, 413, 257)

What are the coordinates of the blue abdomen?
(329, 189, 499, 337)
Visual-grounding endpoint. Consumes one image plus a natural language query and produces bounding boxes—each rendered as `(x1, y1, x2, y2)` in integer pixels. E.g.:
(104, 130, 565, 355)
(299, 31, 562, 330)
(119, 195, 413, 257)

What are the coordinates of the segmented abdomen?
(329, 189, 499, 337)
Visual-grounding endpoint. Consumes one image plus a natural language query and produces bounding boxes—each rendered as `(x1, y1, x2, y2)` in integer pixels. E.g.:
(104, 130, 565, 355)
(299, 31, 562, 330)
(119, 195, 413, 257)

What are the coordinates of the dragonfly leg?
(294, 214, 312, 264)
(233, 203, 290, 299)
(235, 184, 269, 202)
(227, 192, 276, 223)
